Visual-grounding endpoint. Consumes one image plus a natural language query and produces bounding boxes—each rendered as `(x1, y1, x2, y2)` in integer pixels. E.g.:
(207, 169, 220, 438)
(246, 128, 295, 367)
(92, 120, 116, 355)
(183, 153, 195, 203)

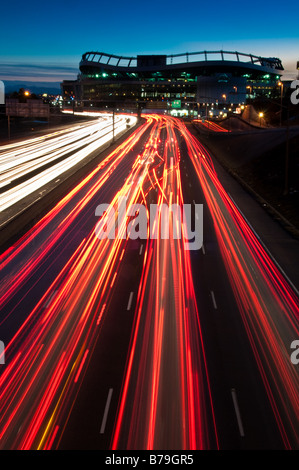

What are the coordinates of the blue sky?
(1, 0, 298, 85)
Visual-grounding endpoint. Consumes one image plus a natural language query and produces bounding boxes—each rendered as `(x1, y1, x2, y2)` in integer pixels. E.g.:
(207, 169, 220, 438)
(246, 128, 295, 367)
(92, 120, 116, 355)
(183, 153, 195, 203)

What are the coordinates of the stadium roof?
(79, 50, 283, 77)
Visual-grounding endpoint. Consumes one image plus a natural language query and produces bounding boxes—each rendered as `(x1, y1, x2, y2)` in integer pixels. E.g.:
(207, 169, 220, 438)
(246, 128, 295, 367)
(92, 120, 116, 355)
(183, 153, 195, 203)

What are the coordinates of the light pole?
(278, 81, 283, 126)
(283, 105, 290, 195)
(112, 109, 115, 143)
(259, 112, 264, 127)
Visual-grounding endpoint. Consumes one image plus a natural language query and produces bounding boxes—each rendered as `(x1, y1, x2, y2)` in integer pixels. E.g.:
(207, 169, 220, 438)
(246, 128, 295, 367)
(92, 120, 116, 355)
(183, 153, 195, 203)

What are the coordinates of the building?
(61, 50, 284, 116)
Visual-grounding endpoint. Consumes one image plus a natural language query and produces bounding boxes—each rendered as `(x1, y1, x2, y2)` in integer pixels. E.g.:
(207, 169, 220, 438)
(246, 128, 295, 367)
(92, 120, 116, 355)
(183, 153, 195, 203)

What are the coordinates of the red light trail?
(0, 115, 298, 449)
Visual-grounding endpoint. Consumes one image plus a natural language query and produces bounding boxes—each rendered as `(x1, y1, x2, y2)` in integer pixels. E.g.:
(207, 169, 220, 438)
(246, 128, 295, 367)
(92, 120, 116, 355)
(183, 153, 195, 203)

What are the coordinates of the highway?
(0, 115, 298, 450)
(0, 113, 135, 212)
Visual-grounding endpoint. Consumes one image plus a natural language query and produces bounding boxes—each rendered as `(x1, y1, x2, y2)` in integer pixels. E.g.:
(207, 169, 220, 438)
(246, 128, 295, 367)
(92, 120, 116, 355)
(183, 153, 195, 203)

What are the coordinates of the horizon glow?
(0, 0, 298, 86)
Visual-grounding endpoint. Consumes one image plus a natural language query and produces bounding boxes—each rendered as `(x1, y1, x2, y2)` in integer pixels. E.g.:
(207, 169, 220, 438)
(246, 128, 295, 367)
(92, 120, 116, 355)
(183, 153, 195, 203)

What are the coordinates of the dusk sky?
(1, 0, 298, 87)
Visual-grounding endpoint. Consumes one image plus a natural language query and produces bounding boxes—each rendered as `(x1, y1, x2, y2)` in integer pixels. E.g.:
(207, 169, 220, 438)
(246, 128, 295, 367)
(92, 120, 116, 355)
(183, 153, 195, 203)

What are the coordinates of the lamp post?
(112, 109, 115, 143)
(283, 105, 290, 195)
(259, 112, 264, 127)
(278, 81, 283, 127)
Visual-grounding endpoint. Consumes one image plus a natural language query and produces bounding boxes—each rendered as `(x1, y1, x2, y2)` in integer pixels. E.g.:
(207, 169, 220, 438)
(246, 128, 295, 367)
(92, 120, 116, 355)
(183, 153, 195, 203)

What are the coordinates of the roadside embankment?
(192, 121, 299, 239)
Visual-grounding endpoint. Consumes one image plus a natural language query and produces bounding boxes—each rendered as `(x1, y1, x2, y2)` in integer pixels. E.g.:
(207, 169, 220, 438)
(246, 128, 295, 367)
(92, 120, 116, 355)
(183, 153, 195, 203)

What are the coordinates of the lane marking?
(97, 303, 106, 325)
(210, 290, 217, 309)
(231, 388, 245, 437)
(110, 272, 117, 288)
(139, 244, 143, 255)
(100, 388, 113, 434)
(119, 248, 125, 261)
(44, 290, 58, 308)
(127, 291, 134, 311)
(74, 349, 89, 383)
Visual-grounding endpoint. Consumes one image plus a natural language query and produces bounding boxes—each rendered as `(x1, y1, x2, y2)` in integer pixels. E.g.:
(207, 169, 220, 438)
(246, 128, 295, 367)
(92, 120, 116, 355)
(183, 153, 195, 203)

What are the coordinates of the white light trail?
(0, 114, 137, 212)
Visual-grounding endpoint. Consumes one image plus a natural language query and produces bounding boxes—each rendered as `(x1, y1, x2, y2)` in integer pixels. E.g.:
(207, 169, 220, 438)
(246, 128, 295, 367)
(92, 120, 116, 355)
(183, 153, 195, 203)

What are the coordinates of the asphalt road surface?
(0, 115, 298, 450)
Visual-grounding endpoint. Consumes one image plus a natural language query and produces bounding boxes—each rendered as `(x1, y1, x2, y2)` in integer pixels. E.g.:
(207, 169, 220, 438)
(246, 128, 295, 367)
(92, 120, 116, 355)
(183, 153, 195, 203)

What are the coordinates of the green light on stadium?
(171, 100, 181, 108)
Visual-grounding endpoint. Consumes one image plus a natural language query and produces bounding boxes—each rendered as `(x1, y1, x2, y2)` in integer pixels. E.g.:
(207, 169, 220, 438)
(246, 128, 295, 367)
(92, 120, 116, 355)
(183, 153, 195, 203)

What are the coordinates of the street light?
(259, 112, 264, 127)
(278, 81, 283, 126)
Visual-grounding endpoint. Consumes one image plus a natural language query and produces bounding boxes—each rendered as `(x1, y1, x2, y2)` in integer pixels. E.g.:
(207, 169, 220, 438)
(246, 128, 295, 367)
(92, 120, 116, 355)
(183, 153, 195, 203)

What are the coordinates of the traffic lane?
(0, 119, 161, 449)
(0, 235, 141, 449)
(189, 122, 299, 293)
(57, 119, 189, 447)
(114, 239, 218, 450)
(0, 117, 152, 291)
(55, 237, 148, 450)
(179, 137, 286, 449)
(195, 157, 299, 448)
(0, 122, 154, 350)
(61, 118, 286, 448)
(0, 118, 142, 253)
(1, 114, 291, 450)
(0, 119, 109, 194)
(0, 114, 103, 147)
(52, 117, 167, 450)
(108, 119, 218, 451)
(0, 116, 131, 213)
(0, 151, 155, 449)
(52, 118, 298, 451)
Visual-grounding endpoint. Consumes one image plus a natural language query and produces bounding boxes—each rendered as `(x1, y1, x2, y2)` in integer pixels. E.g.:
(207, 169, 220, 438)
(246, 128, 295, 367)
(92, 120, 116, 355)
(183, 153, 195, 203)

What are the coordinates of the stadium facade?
(61, 50, 284, 116)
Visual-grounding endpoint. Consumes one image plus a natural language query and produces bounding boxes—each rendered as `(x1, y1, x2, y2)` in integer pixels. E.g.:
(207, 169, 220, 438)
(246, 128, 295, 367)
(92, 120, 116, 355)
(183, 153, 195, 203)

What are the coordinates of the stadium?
(61, 50, 284, 116)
